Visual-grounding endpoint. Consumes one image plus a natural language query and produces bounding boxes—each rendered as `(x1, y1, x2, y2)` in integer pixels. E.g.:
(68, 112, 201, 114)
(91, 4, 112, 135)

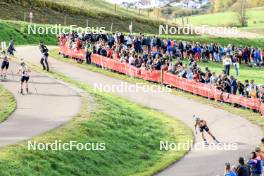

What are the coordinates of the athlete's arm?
(17, 68, 22, 75)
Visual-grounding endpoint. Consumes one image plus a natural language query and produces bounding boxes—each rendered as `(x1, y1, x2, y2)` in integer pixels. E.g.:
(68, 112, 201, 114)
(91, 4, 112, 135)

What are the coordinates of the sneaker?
(214, 139, 220, 144)
(204, 140, 209, 145)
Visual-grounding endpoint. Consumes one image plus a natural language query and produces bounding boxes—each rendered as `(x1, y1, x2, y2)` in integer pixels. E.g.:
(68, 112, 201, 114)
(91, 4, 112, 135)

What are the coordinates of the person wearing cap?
(225, 163, 237, 176)
(17, 59, 31, 94)
(194, 115, 219, 145)
(236, 157, 250, 176)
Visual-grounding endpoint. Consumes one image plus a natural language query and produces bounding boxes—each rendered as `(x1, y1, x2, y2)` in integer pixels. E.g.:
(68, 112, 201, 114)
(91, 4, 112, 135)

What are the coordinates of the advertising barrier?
(59, 44, 264, 116)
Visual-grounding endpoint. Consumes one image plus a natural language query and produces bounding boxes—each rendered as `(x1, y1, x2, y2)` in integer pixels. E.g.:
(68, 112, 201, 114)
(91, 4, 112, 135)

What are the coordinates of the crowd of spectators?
(224, 139, 264, 176)
(60, 31, 264, 102)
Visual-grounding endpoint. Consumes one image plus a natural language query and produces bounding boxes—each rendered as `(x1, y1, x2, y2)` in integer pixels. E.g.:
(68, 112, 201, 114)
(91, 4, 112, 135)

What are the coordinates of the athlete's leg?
(207, 130, 219, 143)
(207, 131, 216, 140)
(3, 62, 9, 78)
(44, 56, 49, 72)
(20, 81, 24, 94)
(25, 77, 29, 93)
(1, 62, 4, 77)
(20, 76, 25, 94)
(3, 69, 7, 78)
(201, 132, 206, 141)
(40, 57, 46, 70)
(201, 132, 209, 145)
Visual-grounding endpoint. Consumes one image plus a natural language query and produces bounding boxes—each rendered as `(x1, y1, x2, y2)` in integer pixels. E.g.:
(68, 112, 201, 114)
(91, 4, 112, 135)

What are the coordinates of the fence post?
(160, 69, 164, 84)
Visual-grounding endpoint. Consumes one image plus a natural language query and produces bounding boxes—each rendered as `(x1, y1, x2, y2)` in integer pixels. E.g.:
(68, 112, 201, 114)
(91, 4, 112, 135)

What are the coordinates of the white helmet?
(193, 115, 200, 121)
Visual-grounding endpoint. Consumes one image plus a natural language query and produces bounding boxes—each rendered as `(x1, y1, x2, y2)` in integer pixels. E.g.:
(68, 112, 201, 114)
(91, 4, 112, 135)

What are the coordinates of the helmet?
(193, 115, 200, 121)
(20, 58, 26, 66)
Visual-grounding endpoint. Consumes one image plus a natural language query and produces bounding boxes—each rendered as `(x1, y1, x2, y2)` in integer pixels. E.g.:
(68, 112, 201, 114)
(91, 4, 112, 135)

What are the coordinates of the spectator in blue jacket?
(230, 76, 238, 95)
(225, 163, 237, 176)
(248, 151, 263, 176)
(134, 37, 142, 53)
(253, 48, 261, 66)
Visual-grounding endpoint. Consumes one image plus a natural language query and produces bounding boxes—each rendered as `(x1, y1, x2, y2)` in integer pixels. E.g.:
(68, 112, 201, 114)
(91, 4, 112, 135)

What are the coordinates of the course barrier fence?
(59, 43, 264, 116)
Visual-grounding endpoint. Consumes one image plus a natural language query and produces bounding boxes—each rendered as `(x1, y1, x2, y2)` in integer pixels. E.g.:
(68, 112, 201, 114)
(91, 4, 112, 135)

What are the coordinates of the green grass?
(0, 20, 57, 45)
(160, 34, 264, 47)
(0, 0, 162, 34)
(0, 85, 16, 122)
(185, 7, 264, 35)
(0, 56, 193, 176)
(49, 48, 264, 137)
(40, 0, 154, 20)
(181, 60, 264, 84)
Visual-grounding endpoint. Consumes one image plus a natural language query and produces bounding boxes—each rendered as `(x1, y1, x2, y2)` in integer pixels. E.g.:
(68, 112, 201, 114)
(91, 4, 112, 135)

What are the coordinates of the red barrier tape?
(59, 44, 264, 116)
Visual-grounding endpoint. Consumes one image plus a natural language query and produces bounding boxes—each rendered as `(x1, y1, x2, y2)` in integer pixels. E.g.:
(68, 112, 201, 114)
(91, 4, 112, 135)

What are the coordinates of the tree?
(236, 0, 248, 27)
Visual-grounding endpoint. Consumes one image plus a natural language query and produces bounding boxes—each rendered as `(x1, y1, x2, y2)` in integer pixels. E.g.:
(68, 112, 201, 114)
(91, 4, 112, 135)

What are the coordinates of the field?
(0, 0, 162, 34)
(0, 86, 16, 122)
(40, 0, 153, 20)
(0, 63, 193, 176)
(181, 60, 264, 84)
(0, 20, 57, 45)
(184, 7, 264, 35)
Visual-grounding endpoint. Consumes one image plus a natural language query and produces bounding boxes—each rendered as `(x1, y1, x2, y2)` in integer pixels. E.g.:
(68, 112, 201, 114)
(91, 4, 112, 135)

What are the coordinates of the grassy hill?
(0, 86, 16, 123)
(0, 0, 165, 34)
(212, 0, 264, 12)
(185, 7, 264, 35)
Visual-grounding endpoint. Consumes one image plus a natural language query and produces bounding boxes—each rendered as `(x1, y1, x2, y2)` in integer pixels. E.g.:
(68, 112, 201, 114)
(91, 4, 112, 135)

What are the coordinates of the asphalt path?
(0, 59, 81, 147)
(16, 46, 262, 176)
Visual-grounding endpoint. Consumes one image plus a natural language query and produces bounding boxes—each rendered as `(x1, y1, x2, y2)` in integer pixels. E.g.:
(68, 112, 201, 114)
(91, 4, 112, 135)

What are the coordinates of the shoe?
(20, 89, 23, 95)
(214, 139, 220, 144)
(204, 140, 209, 145)
(26, 88, 29, 94)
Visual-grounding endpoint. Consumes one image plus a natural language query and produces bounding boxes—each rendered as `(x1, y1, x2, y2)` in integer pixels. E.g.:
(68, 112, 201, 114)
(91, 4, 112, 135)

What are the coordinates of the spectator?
(255, 146, 264, 164)
(236, 157, 250, 176)
(249, 80, 257, 98)
(253, 48, 261, 67)
(237, 81, 245, 96)
(223, 55, 232, 75)
(225, 163, 237, 176)
(248, 151, 263, 176)
(85, 41, 92, 64)
(233, 59, 239, 77)
(230, 76, 238, 95)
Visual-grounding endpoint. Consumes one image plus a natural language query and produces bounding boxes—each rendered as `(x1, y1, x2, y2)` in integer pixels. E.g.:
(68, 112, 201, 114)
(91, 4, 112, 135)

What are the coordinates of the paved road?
(0, 60, 81, 147)
(17, 46, 262, 176)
